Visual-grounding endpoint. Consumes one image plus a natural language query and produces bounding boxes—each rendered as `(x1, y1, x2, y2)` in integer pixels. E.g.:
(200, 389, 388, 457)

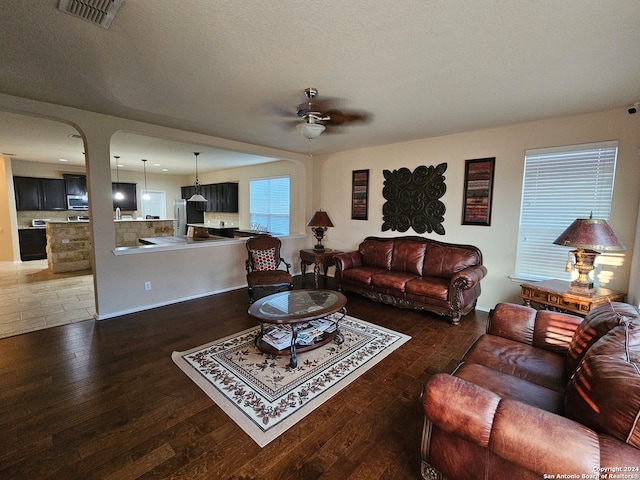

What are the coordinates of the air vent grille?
(58, 0, 123, 29)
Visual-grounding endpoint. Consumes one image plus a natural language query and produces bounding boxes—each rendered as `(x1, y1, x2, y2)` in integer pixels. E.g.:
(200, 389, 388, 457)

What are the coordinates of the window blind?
(514, 141, 618, 281)
(249, 176, 290, 235)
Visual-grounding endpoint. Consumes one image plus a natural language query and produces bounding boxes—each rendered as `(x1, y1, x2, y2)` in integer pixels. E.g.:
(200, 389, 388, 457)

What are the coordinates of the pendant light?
(188, 152, 207, 202)
(114, 156, 124, 201)
(141, 159, 151, 200)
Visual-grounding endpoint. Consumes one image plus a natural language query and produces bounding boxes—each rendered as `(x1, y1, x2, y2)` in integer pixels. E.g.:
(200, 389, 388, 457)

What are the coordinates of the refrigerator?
(173, 199, 204, 236)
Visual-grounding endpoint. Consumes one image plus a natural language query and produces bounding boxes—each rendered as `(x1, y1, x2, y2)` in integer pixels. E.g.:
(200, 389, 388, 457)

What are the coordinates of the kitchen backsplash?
(203, 212, 239, 227)
(17, 210, 238, 229)
(17, 209, 135, 228)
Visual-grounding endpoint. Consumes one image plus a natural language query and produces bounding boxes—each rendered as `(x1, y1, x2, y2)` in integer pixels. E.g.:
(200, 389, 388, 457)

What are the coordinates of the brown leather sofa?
(333, 236, 487, 325)
(421, 301, 640, 479)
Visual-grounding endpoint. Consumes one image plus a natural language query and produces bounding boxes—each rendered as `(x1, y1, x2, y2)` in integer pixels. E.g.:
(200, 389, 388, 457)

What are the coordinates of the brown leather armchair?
(245, 234, 293, 303)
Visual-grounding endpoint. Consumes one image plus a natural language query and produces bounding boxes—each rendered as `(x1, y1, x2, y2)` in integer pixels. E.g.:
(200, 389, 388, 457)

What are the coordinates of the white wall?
(315, 108, 640, 310)
(11, 159, 85, 178)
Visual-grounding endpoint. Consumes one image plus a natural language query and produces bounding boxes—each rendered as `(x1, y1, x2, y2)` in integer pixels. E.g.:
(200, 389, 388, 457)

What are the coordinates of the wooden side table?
(520, 279, 625, 316)
(300, 249, 341, 289)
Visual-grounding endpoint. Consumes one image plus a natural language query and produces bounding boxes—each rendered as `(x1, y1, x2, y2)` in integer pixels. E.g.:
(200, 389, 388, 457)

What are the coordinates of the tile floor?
(0, 260, 95, 339)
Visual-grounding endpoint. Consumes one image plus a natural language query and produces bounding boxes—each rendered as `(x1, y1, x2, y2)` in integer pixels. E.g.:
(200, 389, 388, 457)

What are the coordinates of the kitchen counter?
(233, 229, 270, 237)
(47, 218, 171, 223)
(188, 223, 239, 238)
(138, 235, 228, 246)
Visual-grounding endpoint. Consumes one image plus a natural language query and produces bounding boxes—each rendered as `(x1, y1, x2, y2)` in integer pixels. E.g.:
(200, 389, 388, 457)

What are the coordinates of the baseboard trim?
(94, 284, 245, 320)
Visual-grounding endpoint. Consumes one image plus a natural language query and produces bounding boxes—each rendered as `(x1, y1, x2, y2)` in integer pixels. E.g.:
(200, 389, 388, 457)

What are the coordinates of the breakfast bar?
(46, 219, 174, 273)
(138, 235, 228, 245)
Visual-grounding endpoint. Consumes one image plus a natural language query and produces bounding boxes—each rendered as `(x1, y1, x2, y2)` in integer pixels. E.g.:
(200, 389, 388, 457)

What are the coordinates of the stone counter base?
(47, 220, 174, 273)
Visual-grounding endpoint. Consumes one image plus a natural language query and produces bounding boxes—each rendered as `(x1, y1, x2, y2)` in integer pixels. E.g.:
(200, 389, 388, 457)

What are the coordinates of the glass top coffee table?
(248, 289, 347, 368)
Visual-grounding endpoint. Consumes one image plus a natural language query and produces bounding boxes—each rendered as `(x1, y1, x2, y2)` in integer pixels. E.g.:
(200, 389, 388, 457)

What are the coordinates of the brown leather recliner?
(421, 301, 640, 479)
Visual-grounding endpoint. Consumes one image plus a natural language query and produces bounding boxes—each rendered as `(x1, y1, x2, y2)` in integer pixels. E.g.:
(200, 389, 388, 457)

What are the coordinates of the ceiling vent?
(58, 0, 123, 29)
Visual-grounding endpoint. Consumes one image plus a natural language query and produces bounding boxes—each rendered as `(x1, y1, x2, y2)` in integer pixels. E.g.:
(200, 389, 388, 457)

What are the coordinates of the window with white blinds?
(249, 176, 290, 235)
(514, 141, 618, 281)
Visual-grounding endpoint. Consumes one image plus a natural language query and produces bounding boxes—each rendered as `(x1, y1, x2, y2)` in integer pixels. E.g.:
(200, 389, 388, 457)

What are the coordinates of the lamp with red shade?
(553, 215, 625, 295)
(307, 210, 334, 252)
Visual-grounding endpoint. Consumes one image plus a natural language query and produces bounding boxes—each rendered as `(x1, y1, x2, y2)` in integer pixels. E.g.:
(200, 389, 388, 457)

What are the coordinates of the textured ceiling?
(1, 0, 639, 173)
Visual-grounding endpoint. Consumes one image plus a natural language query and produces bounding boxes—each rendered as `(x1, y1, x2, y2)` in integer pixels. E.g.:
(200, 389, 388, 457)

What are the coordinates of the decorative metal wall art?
(382, 163, 447, 235)
(462, 157, 495, 226)
(351, 169, 369, 220)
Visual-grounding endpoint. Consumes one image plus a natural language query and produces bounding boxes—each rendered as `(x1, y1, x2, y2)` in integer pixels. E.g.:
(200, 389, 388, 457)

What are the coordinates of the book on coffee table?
(262, 326, 292, 350)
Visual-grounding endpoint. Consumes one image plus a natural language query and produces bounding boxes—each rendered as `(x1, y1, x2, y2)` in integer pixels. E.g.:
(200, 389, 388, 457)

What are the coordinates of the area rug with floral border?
(172, 313, 411, 447)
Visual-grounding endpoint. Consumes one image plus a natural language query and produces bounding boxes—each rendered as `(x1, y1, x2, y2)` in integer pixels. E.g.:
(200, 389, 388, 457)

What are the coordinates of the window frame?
(249, 175, 291, 235)
(513, 140, 618, 282)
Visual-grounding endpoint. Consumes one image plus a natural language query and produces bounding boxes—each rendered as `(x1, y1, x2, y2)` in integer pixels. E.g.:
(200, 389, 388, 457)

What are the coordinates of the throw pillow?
(251, 247, 277, 271)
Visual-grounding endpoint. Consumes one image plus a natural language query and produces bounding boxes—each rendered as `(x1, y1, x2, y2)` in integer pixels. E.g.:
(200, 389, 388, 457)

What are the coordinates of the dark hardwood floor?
(0, 276, 487, 479)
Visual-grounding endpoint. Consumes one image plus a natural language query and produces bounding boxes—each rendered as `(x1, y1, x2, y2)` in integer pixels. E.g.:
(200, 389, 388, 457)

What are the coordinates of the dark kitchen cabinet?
(14, 176, 66, 211)
(18, 228, 47, 261)
(63, 174, 87, 197)
(199, 182, 238, 212)
(206, 184, 219, 212)
(14, 177, 41, 210)
(201, 184, 214, 210)
(41, 179, 66, 210)
(112, 182, 137, 211)
(224, 182, 239, 212)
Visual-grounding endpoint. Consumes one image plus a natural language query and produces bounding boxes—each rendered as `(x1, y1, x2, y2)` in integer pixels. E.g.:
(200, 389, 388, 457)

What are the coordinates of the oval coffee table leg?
(255, 321, 265, 347)
(289, 324, 299, 368)
(334, 307, 346, 345)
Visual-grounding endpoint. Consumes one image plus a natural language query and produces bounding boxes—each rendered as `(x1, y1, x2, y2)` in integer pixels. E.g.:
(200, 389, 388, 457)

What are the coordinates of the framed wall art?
(462, 157, 495, 226)
(351, 169, 369, 220)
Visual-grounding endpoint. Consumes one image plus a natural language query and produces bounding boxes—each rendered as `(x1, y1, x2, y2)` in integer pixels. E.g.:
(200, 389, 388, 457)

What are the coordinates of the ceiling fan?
(286, 88, 372, 139)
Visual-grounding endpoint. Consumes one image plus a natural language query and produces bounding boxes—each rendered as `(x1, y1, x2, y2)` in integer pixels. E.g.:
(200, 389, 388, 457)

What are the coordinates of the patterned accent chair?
(245, 234, 293, 303)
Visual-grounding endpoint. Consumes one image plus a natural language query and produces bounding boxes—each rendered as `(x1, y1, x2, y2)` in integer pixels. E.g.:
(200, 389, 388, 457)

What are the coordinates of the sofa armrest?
(487, 302, 582, 352)
(423, 373, 604, 475)
(333, 251, 363, 272)
(449, 265, 487, 290)
(423, 373, 499, 448)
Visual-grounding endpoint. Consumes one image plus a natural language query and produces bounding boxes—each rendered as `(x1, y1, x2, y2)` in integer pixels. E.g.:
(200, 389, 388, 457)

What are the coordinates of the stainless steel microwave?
(67, 195, 89, 210)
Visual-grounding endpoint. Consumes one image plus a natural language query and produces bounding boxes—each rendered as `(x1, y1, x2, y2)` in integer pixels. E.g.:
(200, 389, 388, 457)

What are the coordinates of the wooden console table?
(300, 249, 341, 289)
(520, 279, 625, 316)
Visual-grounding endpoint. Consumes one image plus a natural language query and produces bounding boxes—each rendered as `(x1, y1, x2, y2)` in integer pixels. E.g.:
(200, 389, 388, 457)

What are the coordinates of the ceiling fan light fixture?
(296, 122, 326, 139)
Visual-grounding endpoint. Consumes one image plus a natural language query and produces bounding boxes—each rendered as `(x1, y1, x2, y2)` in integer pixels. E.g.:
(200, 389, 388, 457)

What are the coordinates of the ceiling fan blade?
(325, 109, 373, 126)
